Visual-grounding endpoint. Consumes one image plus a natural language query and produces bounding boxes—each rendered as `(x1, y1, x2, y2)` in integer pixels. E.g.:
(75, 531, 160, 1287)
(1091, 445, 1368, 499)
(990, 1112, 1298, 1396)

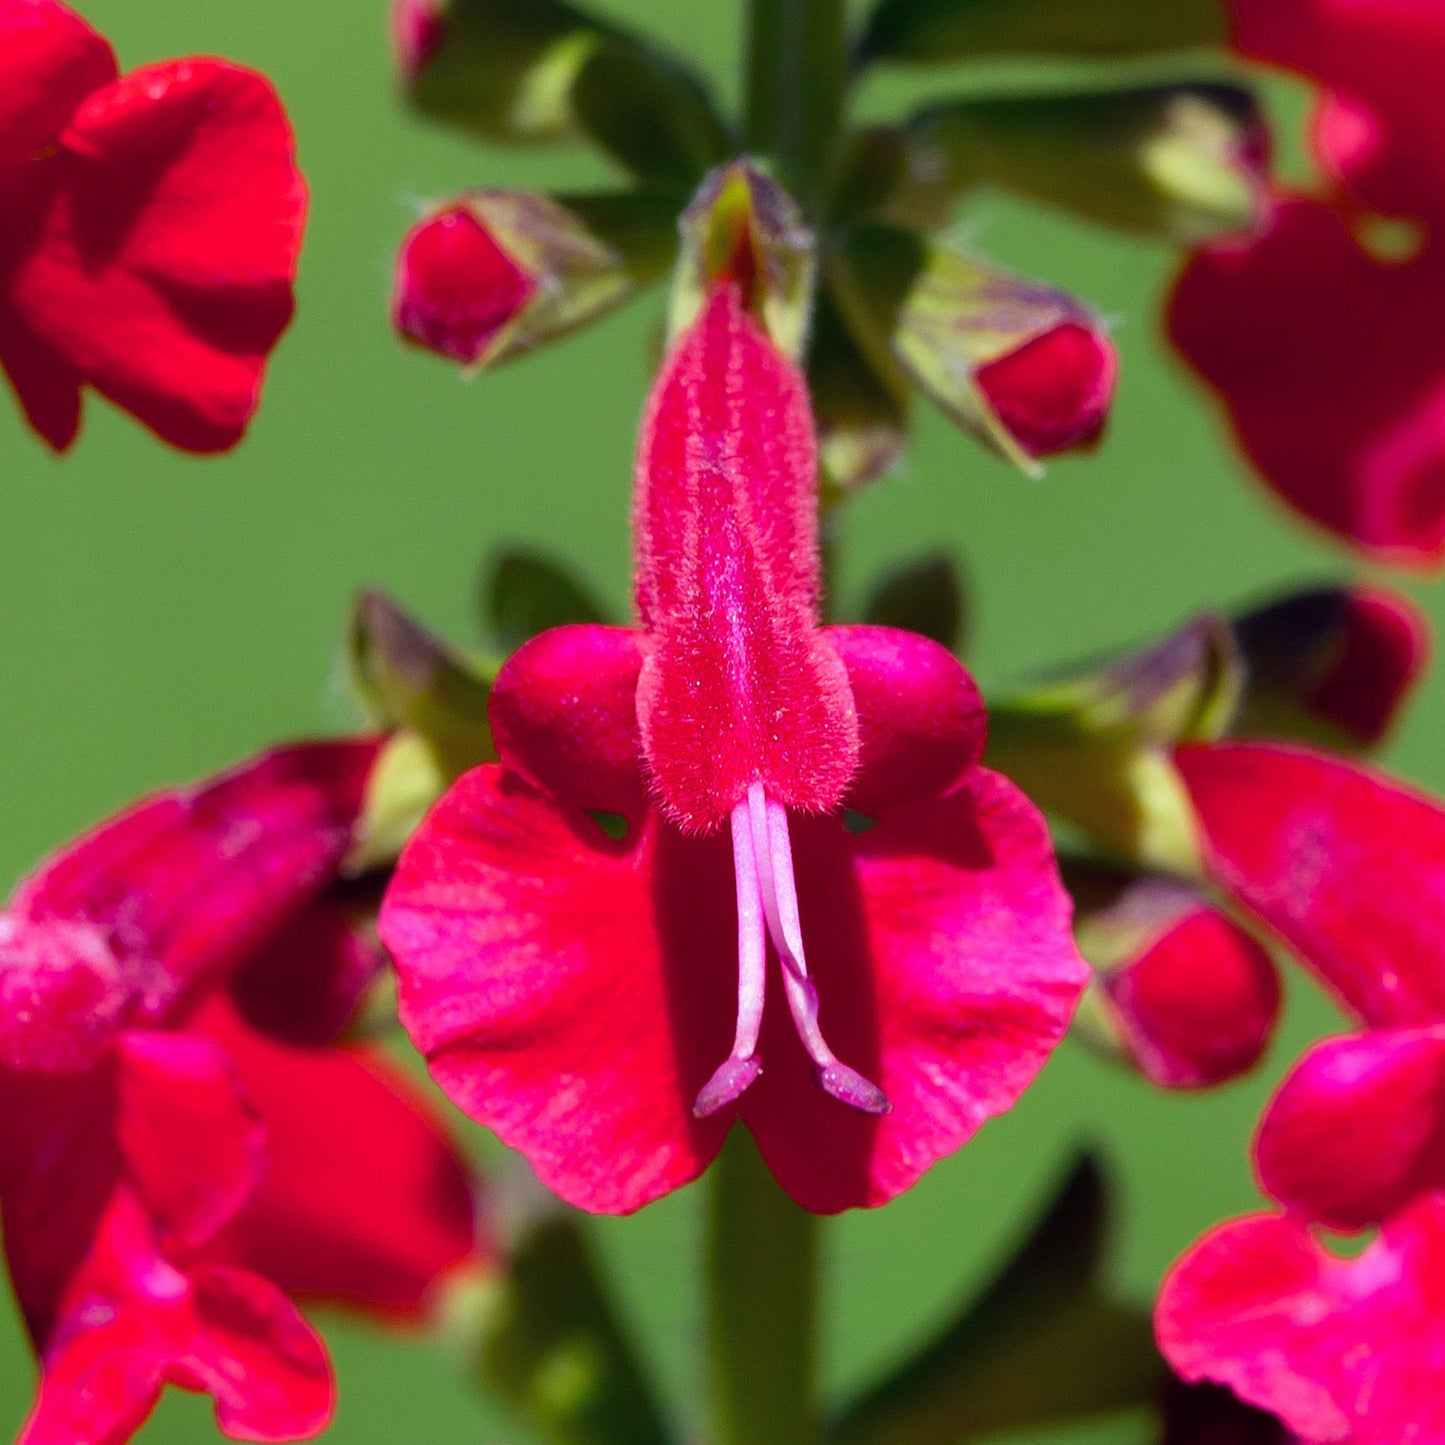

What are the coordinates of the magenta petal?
(4, 740, 375, 1048)
(1171, 201, 1445, 564)
(0, 0, 115, 173)
(229, 896, 381, 1047)
(1257, 1026, 1445, 1230)
(381, 766, 732, 1214)
(200, 1001, 481, 1319)
(0, 915, 124, 1072)
(18, 1185, 333, 1445)
(489, 624, 648, 816)
(0, 1064, 122, 1343)
(1157, 1198, 1445, 1445)
(116, 1031, 263, 1252)
(1177, 742, 1445, 1028)
(742, 769, 1087, 1212)
(822, 624, 986, 813)
(174, 1265, 333, 1441)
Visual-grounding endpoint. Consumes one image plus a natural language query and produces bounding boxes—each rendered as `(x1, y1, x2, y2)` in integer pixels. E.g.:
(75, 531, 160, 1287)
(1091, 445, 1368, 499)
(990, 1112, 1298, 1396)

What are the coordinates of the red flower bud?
(1101, 904, 1280, 1089)
(392, 205, 538, 366)
(974, 320, 1117, 459)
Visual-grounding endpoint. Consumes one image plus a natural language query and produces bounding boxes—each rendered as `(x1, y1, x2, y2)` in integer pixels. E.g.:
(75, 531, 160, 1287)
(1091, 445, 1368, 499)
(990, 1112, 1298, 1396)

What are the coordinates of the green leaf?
(483, 548, 610, 654)
(860, 553, 965, 651)
(668, 161, 818, 361)
(859, 0, 1224, 66)
(895, 83, 1266, 244)
(449, 1215, 673, 1445)
(831, 1156, 1163, 1445)
(830, 223, 1101, 473)
(405, 0, 728, 183)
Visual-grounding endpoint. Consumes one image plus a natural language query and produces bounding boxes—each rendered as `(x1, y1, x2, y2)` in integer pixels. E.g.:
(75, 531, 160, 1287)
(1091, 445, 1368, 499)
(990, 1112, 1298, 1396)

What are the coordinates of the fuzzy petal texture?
(1157, 1196, 1445, 1445)
(199, 1001, 482, 1318)
(1171, 203, 1445, 564)
(823, 624, 986, 814)
(2, 52, 306, 452)
(489, 623, 648, 816)
(0, 740, 376, 1070)
(1256, 1025, 1445, 1231)
(1177, 741, 1445, 1028)
(381, 763, 1085, 1214)
(633, 283, 858, 828)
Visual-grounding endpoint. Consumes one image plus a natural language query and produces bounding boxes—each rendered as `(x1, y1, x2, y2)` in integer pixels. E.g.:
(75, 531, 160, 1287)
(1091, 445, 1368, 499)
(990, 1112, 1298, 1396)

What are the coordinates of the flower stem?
(743, 0, 847, 216)
(706, 1131, 820, 1445)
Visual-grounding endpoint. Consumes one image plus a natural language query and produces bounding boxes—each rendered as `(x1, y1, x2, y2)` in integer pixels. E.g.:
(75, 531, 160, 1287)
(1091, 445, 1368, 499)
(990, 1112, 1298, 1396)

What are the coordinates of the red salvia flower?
(0, 741, 486, 1443)
(1157, 1193, 1445, 1445)
(380, 283, 1087, 1214)
(1170, 0, 1445, 563)
(0, 0, 306, 453)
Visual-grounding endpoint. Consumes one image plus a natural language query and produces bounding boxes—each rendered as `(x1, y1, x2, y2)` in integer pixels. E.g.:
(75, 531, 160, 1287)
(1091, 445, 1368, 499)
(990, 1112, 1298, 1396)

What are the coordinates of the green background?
(2, 3, 1439, 1441)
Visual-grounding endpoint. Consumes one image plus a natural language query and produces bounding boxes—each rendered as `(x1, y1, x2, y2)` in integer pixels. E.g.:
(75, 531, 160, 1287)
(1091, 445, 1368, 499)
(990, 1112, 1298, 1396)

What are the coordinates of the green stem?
(706, 1132, 821, 1445)
(743, 0, 847, 216)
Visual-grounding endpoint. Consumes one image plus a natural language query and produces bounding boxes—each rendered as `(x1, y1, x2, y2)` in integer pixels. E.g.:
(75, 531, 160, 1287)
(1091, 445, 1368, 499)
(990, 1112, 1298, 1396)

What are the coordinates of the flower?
(1156, 1193, 1445, 1445)
(0, 740, 486, 1443)
(1169, 0, 1445, 563)
(380, 282, 1087, 1214)
(0, 0, 306, 453)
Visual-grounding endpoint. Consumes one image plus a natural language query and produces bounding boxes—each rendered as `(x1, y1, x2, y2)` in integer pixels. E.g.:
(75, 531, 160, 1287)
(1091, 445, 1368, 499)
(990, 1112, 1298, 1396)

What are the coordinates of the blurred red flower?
(0, 0, 306, 453)
(1170, 0, 1445, 564)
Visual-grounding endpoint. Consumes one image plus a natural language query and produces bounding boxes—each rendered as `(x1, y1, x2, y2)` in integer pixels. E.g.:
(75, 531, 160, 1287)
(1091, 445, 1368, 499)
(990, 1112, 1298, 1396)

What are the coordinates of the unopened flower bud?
(393, 191, 666, 372)
(975, 319, 1117, 460)
(393, 206, 539, 366)
(1233, 584, 1429, 749)
(834, 225, 1116, 473)
(1073, 869, 1279, 1089)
